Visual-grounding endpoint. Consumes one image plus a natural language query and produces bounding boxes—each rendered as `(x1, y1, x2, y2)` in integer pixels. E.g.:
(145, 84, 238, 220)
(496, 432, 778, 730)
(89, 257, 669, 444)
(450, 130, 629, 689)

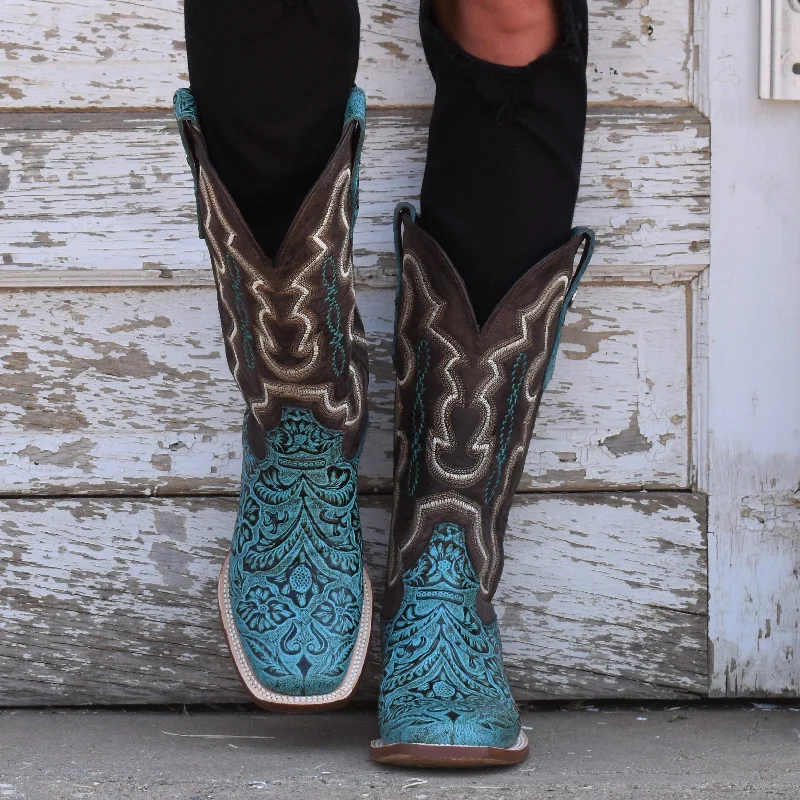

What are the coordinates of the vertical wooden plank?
(690, 268, 709, 492)
(707, 0, 800, 696)
(690, 0, 711, 117)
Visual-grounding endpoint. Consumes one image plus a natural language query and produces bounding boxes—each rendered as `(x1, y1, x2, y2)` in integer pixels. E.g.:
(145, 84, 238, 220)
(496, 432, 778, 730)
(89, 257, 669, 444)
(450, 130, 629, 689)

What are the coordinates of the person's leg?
(176, 1, 373, 709)
(418, 0, 588, 324)
(184, 0, 360, 258)
(372, 0, 594, 767)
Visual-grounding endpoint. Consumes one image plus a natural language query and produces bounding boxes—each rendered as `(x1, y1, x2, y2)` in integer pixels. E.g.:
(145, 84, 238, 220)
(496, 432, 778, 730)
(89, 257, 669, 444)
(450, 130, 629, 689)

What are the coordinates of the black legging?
(184, 0, 587, 324)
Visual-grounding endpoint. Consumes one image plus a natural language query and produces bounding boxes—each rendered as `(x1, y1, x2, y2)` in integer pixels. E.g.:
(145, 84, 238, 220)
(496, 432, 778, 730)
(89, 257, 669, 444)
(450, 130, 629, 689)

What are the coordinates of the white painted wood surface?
(0, 283, 689, 494)
(0, 0, 723, 704)
(0, 108, 710, 281)
(707, 1, 800, 696)
(690, 268, 709, 493)
(0, 0, 692, 109)
(0, 493, 707, 706)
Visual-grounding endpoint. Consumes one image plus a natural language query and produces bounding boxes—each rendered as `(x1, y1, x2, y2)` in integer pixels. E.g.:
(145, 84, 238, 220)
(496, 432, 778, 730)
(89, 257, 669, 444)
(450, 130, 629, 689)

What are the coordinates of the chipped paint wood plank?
(0, 0, 692, 110)
(0, 493, 708, 706)
(497, 492, 708, 699)
(690, 268, 709, 492)
(0, 108, 710, 282)
(0, 283, 689, 495)
(707, 2, 800, 697)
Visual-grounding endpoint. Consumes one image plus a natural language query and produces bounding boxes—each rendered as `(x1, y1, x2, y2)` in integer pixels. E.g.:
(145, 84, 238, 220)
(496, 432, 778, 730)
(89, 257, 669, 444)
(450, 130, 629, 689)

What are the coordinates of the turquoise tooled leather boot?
(371, 204, 594, 766)
(174, 87, 372, 710)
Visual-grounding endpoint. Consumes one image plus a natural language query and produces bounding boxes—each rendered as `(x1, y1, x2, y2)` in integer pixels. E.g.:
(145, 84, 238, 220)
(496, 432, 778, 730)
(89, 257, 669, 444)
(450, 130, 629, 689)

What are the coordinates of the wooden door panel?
(0, 283, 690, 494)
(0, 0, 692, 109)
(0, 109, 709, 281)
(0, 494, 707, 706)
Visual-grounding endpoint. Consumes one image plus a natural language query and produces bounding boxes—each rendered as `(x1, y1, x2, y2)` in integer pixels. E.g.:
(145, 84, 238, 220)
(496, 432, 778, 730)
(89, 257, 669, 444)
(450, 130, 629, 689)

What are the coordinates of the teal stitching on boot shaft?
(484, 352, 528, 504)
(378, 523, 520, 748)
(226, 252, 258, 370)
(321, 256, 347, 377)
(407, 339, 430, 496)
(229, 407, 365, 696)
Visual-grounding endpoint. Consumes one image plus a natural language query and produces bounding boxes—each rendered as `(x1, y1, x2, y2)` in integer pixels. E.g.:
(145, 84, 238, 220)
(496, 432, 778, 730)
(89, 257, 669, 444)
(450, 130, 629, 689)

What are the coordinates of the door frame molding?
(705, 0, 800, 696)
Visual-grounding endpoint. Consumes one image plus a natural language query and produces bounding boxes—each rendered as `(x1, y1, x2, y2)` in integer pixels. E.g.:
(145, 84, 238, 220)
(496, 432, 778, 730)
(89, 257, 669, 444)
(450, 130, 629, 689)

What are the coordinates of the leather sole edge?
(368, 732, 529, 768)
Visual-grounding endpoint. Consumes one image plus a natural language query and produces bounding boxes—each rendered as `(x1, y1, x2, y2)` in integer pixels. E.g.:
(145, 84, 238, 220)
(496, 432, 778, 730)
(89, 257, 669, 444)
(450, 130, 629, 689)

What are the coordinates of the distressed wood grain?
(497, 492, 708, 698)
(0, 0, 692, 110)
(0, 283, 689, 495)
(0, 108, 710, 282)
(706, 0, 800, 698)
(709, 453, 800, 697)
(0, 493, 708, 706)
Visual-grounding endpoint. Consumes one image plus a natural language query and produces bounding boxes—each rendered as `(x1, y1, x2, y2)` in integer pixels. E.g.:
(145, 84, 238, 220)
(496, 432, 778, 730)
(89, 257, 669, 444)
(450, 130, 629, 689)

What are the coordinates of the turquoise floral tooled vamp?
(378, 523, 521, 748)
(227, 407, 365, 697)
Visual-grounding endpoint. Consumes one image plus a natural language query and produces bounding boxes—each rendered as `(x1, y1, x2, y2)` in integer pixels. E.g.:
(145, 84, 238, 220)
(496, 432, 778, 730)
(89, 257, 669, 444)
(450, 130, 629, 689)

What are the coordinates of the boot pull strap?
(343, 86, 367, 229)
(542, 227, 596, 390)
(173, 88, 205, 240)
(392, 202, 418, 368)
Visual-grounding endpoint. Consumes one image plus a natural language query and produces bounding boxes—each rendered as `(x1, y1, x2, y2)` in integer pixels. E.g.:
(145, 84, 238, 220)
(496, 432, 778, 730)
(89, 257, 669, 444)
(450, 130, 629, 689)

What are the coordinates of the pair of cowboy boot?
(175, 87, 594, 765)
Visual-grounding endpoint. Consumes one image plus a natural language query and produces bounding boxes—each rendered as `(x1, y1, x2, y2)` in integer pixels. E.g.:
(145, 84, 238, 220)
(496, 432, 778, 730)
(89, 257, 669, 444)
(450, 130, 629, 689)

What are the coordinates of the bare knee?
(433, 0, 560, 66)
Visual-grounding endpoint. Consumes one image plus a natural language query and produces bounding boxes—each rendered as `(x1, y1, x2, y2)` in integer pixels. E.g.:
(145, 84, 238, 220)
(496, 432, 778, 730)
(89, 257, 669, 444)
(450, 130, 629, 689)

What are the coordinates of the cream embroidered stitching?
(389, 492, 487, 588)
(401, 251, 570, 494)
(401, 253, 472, 482)
(197, 162, 364, 433)
(391, 244, 572, 595)
(482, 277, 569, 593)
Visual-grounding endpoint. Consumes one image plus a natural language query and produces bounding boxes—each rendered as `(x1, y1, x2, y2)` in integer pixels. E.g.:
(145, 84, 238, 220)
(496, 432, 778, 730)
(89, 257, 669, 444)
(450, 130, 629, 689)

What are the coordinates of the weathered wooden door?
(704, 2, 800, 697)
(0, 1, 791, 705)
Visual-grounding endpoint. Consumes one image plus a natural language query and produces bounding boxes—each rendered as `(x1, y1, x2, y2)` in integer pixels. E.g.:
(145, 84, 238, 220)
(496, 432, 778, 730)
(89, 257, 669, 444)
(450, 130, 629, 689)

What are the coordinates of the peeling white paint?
(0, 494, 707, 705)
(0, 284, 690, 494)
(0, 0, 693, 108)
(0, 109, 709, 278)
(707, 0, 800, 697)
(0, 0, 722, 705)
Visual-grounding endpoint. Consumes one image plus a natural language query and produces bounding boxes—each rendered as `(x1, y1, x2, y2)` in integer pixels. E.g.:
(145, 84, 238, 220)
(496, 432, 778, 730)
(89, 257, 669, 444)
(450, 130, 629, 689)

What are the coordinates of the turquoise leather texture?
(378, 523, 520, 748)
(229, 407, 364, 696)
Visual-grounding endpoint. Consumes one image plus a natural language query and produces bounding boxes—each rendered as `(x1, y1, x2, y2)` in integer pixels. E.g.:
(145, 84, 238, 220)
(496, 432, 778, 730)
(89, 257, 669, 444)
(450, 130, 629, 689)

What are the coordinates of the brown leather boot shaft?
(177, 111, 369, 461)
(384, 208, 593, 620)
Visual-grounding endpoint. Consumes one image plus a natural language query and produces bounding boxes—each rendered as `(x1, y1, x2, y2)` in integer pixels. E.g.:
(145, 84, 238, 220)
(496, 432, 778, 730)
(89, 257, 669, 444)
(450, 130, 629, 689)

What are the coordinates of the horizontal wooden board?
(0, 283, 689, 495)
(0, 0, 692, 109)
(0, 108, 710, 282)
(0, 492, 708, 706)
